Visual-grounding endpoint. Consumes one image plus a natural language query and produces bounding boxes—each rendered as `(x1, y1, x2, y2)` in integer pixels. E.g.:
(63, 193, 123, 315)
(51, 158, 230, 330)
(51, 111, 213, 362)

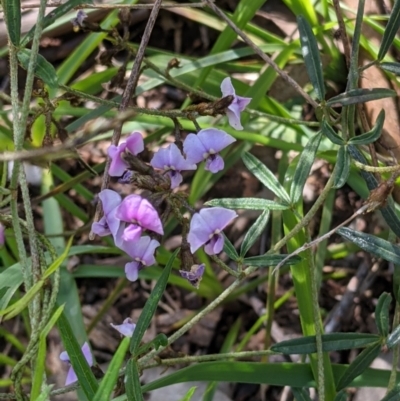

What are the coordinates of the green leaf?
(0, 263, 25, 311)
(242, 152, 291, 204)
(205, 198, 289, 210)
(333, 146, 350, 188)
(387, 325, 400, 348)
(240, 210, 270, 257)
(42, 236, 73, 279)
(291, 387, 312, 401)
(244, 254, 301, 267)
(93, 337, 130, 401)
(380, 62, 400, 75)
(179, 387, 197, 401)
(338, 227, 400, 265)
(321, 120, 345, 145)
(290, 131, 323, 204)
(375, 292, 392, 337)
(349, 110, 385, 145)
(297, 16, 325, 100)
(378, 0, 400, 60)
(327, 88, 396, 107)
(17, 49, 58, 89)
(130, 249, 177, 354)
(336, 342, 381, 390)
(270, 333, 380, 354)
(223, 234, 239, 261)
(2, 0, 21, 45)
(126, 358, 143, 401)
(57, 312, 99, 399)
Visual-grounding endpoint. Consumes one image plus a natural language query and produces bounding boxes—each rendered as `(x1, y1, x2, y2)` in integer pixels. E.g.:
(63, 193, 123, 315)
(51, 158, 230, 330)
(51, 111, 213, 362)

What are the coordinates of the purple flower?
(183, 128, 236, 173)
(116, 195, 163, 243)
(150, 143, 197, 188)
(60, 342, 93, 386)
(120, 236, 160, 281)
(179, 264, 205, 288)
(108, 132, 144, 177)
(110, 317, 136, 337)
(0, 224, 4, 247)
(220, 77, 251, 130)
(91, 189, 125, 247)
(188, 207, 237, 255)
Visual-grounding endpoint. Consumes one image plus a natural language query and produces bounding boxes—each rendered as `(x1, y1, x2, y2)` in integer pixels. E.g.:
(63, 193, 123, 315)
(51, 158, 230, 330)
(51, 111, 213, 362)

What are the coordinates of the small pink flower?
(108, 132, 144, 177)
(110, 317, 136, 337)
(60, 342, 93, 386)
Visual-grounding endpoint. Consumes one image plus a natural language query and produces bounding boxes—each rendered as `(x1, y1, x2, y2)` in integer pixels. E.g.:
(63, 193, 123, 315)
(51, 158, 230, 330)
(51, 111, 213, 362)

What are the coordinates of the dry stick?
(204, 0, 319, 109)
(89, 0, 163, 239)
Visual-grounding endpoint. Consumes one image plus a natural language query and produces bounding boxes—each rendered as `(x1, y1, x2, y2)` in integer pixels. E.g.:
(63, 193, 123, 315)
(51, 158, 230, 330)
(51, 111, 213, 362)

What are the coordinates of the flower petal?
(110, 318, 136, 337)
(226, 108, 243, 130)
(81, 342, 93, 366)
(205, 154, 224, 173)
(125, 132, 144, 155)
(168, 170, 183, 188)
(65, 366, 78, 386)
(204, 234, 224, 255)
(188, 213, 211, 253)
(125, 261, 140, 281)
(220, 77, 235, 97)
(183, 134, 208, 164)
(108, 143, 128, 177)
(122, 224, 142, 242)
(197, 128, 236, 153)
(198, 207, 237, 233)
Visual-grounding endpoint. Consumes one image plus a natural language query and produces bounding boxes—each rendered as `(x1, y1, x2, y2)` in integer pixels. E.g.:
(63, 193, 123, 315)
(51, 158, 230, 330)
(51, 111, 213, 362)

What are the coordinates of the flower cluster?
(92, 78, 249, 284)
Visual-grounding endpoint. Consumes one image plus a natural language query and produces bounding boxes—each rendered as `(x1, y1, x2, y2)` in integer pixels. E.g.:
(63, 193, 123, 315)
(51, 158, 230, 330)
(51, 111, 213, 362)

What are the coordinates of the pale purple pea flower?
(183, 128, 236, 173)
(60, 342, 93, 386)
(120, 236, 160, 281)
(0, 224, 4, 247)
(108, 132, 144, 177)
(220, 77, 251, 130)
(150, 143, 197, 188)
(179, 264, 205, 288)
(188, 207, 237, 255)
(116, 195, 163, 243)
(110, 317, 136, 337)
(91, 189, 125, 247)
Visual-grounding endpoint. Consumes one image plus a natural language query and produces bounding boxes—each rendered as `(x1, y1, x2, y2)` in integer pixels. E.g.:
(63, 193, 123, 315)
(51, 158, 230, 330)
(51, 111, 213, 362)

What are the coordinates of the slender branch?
(89, 0, 164, 238)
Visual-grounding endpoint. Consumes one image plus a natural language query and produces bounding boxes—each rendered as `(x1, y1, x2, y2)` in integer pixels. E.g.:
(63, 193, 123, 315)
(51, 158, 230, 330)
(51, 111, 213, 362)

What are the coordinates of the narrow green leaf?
(93, 337, 130, 401)
(42, 236, 73, 279)
(1, 280, 44, 320)
(387, 325, 400, 348)
(321, 120, 344, 145)
(333, 146, 350, 188)
(179, 387, 197, 401)
(349, 110, 385, 145)
(338, 227, 400, 265)
(242, 152, 291, 204)
(130, 249, 177, 354)
(2, 0, 21, 45)
(380, 62, 400, 75)
(126, 358, 143, 401)
(17, 50, 58, 88)
(244, 254, 301, 267)
(375, 292, 392, 337)
(327, 88, 396, 107)
(348, 145, 400, 238)
(336, 342, 381, 390)
(334, 390, 348, 401)
(378, 0, 400, 60)
(205, 198, 289, 210)
(292, 387, 312, 401)
(297, 16, 325, 100)
(223, 234, 239, 261)
(271, 333, 380, 354)
(240, 210, 270, 257)
(57, 313, 99, 398)
(290, 132, 323, 204)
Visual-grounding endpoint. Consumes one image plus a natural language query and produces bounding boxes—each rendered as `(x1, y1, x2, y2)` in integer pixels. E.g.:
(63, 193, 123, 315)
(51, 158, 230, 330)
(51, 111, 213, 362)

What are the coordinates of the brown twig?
(203, 0, 319, 109)
(89, 0, 163, 239)
(332, 0, 351, 68)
